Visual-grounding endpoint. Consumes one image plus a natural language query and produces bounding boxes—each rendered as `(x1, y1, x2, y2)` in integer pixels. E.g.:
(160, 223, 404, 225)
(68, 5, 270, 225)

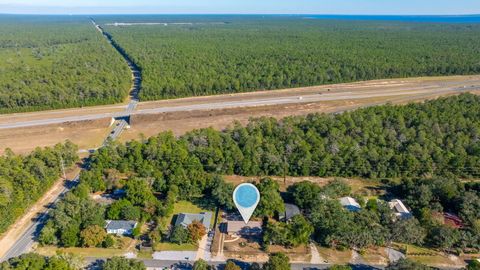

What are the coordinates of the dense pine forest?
(64, 94, 480, 252)
(102, 16, 480, 100)
(2, 15, 480, 112)
(90, 93, 480, 181)
(0, 142, 78, 234)
(0, 15, 131, 113)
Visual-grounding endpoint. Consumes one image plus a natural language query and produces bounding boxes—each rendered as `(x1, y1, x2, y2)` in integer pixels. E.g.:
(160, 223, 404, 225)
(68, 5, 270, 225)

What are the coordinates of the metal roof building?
(388, 199, 412, 219)
(174, 212, 212, 229)
(105, 220, 138, 236)
(340, 196, 362, 212)
(280, 203, 301, 221)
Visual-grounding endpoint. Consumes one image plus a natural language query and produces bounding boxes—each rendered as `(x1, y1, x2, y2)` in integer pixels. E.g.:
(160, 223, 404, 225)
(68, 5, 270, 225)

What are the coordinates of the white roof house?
(389, 199, 412, 219)
(340, 197, 361, 212)
(105, 220, 138, 236)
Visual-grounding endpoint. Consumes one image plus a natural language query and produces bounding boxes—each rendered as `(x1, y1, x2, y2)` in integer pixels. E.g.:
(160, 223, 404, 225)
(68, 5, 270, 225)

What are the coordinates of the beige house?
(225, 221, 262, 236)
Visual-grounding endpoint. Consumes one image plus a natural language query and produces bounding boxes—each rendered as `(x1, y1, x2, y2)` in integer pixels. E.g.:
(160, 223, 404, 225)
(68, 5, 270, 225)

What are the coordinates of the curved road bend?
(0, 19, 141, 262)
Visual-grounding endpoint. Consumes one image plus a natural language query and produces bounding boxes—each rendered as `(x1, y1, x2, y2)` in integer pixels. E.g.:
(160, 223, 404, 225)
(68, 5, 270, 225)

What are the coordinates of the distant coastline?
(1, 13, 480, 24)
(303, 14, 480, 23)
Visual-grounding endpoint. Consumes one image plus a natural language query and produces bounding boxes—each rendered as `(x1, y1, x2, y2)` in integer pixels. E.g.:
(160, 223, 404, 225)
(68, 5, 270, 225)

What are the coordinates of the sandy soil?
(0, 119, 111, 155)
(1, 75, 480, 154)
(0, 167, 81, 259)
(134, 75, 480, 111)
(121, 89, 478, 143)
(223, 175, 379, 191)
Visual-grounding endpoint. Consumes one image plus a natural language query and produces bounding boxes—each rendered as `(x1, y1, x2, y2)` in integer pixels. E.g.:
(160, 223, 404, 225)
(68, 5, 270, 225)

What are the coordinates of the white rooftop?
(389, 199, 410, 214)
(389, 199, 412, 219)
(339, 196, 361, 211)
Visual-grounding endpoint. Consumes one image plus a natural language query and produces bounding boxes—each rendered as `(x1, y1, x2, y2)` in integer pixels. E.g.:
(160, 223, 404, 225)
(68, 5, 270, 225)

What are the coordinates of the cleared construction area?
(1, 75, 480, 154)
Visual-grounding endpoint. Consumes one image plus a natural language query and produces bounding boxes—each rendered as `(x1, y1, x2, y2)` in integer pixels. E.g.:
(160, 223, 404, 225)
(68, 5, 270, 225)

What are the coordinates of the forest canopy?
(81, 94, 480, 195)
(0, 141, 78, 234)
(73, 94, 480, 252)
(102, 15, 480, 100)
(0, 15, 131, 113)
(2, 15, 480, 112)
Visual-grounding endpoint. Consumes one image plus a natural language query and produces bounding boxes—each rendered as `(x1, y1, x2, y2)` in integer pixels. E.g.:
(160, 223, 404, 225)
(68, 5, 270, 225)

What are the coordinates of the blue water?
(235, 184, 259, 208)
(304, 15, 480, 23)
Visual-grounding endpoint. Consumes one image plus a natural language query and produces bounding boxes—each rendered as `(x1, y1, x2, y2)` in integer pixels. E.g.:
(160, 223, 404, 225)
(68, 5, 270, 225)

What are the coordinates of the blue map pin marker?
(233, 183, 260, 224)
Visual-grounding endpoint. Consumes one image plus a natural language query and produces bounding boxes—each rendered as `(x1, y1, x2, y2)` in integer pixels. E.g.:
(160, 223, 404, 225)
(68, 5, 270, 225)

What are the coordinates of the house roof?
(284, 203, 301, 220)
(105, 220, 137, 231)
(340, 197, 361, 211)
(226, 221, 263, 233)
(389, 199, 410, 214)
(174, 212, 212, 229)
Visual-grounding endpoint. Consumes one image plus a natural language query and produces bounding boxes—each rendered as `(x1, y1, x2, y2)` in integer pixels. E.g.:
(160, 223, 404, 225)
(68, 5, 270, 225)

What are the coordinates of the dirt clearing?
(0, 118, 111, 155)
(1, 75, 480, 154)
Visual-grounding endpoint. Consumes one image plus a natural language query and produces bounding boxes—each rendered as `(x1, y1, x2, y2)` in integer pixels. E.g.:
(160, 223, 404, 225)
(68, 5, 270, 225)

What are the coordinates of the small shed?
(340, 197, 361, 212)
(105, 220, 138, 236)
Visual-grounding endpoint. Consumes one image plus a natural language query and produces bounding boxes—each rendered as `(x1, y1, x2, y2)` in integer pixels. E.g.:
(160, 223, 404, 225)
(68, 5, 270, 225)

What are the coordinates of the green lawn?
(392, 243, 457, 267)
(166, 200, 216, 229)
(316, 246, 352, 264)
(154, 200, 215, 252)
(137, 250, 153, 259)
(35, 246, 126, 258)
(153, 242, 197, 251)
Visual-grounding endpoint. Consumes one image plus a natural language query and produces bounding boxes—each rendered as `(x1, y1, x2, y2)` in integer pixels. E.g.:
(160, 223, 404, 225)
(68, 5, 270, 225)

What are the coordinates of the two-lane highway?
(1, 81, 479, 130)
(0, 175, 79, 261)
(0, 19, 142, 262)
(93, 18, 141, 143)
(1, 19, 480, 265)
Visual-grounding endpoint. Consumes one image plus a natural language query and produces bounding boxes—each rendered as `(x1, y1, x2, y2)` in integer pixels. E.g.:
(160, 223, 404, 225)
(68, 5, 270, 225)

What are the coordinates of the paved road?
(0, 175, 79, 262)
(0, 84, 478, 130)
(0, 19, 141, 263)
(86, 257, 384, 270)
(0, 20, 477, 268)
(94, 19, 141, 144)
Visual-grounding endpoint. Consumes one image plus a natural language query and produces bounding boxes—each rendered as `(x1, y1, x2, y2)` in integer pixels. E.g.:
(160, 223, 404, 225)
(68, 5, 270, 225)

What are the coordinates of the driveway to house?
(386, 247, 405, 262)
(196, 233, 213, 261)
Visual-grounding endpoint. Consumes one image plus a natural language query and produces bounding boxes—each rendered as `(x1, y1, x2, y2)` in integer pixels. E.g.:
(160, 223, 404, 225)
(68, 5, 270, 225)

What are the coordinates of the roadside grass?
(316, 246, 352, 264)
(393, 243, 438, 256)
(35, 246, 126, 258)
(137, 250, 153, 259)
(393, 243, 457, 267)
(360, 247, 389, 265)
(269, 244, 311, 262)
(153, 242, 197, 251)
(409, 255, 457, 266)
(34, 237, 136, 258)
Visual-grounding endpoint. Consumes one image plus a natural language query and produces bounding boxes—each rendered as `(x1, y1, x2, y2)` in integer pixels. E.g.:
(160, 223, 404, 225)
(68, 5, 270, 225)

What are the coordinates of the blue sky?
(0, 0, 479, 15)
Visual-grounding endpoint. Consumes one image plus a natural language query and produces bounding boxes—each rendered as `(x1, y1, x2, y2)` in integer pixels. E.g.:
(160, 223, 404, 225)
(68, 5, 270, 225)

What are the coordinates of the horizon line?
(1, 13, 480, 16)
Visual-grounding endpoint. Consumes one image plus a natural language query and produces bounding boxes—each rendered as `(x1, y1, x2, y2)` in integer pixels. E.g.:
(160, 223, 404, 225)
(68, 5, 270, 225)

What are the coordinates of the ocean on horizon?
(304, 15, 480, 23)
